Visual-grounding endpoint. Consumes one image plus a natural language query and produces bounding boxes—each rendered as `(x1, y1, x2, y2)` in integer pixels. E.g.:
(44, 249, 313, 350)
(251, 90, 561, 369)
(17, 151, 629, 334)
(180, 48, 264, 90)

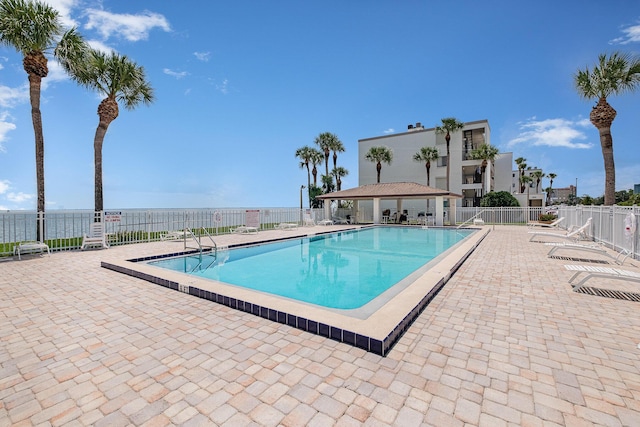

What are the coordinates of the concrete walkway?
(1, 226, 639, 426)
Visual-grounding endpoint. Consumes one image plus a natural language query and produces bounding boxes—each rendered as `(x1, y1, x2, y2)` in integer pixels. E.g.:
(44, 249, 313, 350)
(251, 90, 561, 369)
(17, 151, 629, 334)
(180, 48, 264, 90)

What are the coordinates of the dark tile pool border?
(101, 227, 488, 357)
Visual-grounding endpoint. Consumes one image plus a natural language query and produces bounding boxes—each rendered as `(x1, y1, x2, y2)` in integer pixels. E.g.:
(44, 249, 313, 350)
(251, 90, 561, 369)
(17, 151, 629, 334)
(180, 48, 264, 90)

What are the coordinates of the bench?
(81, 222, 109, 250)
(14, 241, 50, 260)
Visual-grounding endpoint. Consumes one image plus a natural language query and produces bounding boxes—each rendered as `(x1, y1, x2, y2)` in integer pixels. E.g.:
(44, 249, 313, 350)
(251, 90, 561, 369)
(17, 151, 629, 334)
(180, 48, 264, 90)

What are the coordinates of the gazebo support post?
(435, 196, 444, 226)
(373, 198, 381, 224)
(449, 200, 457, 226)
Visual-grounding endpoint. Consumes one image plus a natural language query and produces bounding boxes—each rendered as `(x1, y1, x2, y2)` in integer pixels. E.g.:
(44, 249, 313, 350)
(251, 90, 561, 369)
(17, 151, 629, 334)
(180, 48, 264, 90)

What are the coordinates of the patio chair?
(81, 222, 109, 250)
(231, 226, 258, 234)
(546, 242, 630, 265)
(331, 216, 349, 224)
(529, 218, 592, 243)
(564, 264, 640, 291)
(14, 241, 50, 260)
(303, 213, 316, 226)
(527, 217, 565, 228)
(160, 229, 193, 241)
(276, 223, 298, 230)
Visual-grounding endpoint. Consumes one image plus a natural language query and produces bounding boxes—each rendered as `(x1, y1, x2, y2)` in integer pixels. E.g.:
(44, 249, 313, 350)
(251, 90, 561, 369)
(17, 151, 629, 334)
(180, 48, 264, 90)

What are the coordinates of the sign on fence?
(104, 211, 122, 222)
(246, 209, 260, 228)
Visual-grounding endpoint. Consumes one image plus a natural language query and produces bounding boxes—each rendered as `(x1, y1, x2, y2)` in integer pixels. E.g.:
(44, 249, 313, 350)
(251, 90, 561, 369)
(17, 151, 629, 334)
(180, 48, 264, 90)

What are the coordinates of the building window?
(437, 156, 448, 167)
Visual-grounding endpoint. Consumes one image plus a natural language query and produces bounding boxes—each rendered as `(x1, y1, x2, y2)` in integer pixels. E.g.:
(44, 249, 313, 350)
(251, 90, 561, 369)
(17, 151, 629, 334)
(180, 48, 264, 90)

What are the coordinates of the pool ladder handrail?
(184, 227, 219, 272)
(457, 210, 486, 229)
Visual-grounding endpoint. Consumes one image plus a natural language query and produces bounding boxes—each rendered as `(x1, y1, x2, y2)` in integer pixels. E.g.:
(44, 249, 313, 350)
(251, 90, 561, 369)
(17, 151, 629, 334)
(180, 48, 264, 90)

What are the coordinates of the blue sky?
(1, 1, 639, 210)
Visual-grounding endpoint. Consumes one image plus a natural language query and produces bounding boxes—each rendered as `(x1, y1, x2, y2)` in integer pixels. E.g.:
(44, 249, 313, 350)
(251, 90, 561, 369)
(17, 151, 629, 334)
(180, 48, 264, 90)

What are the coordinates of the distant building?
(634, 183, 640, 194)
(357, 120, 512, 210)
(510, 168, 546, 207)
(550, 185, 576, 203)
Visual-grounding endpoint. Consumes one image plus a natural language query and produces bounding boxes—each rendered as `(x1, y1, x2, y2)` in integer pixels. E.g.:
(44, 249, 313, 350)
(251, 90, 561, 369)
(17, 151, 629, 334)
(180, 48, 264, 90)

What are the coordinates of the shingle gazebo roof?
(315, 182, 462, 200)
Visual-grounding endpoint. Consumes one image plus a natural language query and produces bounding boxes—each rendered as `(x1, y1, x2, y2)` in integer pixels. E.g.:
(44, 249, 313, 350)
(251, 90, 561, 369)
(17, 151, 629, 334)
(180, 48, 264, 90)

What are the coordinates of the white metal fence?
(1, 205, 637, 260)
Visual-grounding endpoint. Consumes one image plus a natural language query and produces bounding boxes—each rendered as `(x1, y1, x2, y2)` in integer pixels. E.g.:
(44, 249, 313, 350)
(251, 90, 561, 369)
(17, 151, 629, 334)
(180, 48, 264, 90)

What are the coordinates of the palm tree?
(62, 48, 154, 212)
(0, 0, 86, 236)
(314, 132, 339, 185)
(309, 149, 324, 187)
(435, 117, 465, 191)
(514, 157, 527, 193)
(331, 166, 349, 191)
(413, 146, 439, 187)
(547, 172, 557, 204)
(530, 170, 545, 193)
(329, 136, 345, 173)
(321, 174, 335, 193)
(520, 175, 533, 206)
(365, 146, 393, 183)
(470, 143, 499, 197)
(295, 146, 314, 196)
(574, 52, 640, 205)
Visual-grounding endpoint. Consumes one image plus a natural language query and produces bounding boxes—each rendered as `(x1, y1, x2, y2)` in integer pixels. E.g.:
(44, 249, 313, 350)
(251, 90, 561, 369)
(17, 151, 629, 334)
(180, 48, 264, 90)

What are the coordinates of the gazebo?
(315, 182, 462, 226)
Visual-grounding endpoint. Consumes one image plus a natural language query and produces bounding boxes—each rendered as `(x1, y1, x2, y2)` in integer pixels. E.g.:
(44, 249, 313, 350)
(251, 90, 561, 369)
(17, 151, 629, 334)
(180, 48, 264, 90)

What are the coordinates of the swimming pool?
(103, 225, 488, 356)
(147, 227, 474, 310)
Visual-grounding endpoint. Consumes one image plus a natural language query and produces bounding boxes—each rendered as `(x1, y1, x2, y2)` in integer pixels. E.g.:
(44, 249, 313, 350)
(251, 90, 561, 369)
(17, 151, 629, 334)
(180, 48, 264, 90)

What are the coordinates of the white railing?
(0, 208, 329, 256)
(2, 205, 637, 261)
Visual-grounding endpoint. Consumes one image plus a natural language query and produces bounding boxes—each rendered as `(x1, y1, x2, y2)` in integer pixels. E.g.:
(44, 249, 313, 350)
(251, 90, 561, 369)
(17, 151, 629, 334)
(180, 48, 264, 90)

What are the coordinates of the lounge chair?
(231, 226, 258, 234)
(14, 241, 50, 260)
(564, 264, 640, 291)
(528, 217, 565, 228)
(546, 242, 630, 265)
(318, 219, 334, 226)
(331, 216, 349, 224)
(303, 213, 316, 226)
(81, 222, 109, 250)
(529, 218, 592, 243)
(160, 229, 193, 241)
(276, 223, 298, 230)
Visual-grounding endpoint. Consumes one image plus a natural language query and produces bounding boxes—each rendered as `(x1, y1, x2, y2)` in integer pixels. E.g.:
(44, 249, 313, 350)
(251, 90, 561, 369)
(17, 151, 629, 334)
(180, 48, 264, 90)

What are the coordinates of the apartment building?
(358, 120, 512, 211)
(510, 168, 547, 207)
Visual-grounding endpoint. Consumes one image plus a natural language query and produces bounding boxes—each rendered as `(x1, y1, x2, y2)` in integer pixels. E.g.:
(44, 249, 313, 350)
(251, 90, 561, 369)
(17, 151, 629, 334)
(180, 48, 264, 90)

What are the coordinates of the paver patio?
(1, 225, 639, 426)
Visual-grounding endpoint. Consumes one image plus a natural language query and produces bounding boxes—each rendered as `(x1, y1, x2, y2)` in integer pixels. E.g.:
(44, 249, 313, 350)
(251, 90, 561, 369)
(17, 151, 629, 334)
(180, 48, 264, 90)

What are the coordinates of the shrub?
(480, 191, 520, 207)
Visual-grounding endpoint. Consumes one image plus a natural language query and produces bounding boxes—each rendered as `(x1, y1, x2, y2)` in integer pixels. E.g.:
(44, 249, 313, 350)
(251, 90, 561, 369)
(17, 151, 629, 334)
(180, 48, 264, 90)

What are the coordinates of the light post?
(300, 185, 306, 224)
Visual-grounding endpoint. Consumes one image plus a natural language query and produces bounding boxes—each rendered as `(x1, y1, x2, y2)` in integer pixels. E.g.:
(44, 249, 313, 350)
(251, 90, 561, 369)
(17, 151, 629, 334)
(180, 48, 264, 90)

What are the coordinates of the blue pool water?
(148, 227, 474, 310)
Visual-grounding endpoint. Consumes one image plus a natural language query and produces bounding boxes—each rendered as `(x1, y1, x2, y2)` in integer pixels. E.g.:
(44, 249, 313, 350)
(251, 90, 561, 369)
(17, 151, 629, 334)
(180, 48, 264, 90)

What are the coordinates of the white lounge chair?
(547, 242, 630, 265)
(276, 223, 298, 230)
(564, 264, 640, 290)
(318, 219, 334, 226)
(81, 222, 109, 250)
(528, 217, 565, 228)
(529, 218, 592, 243)
(160, 229, 193, 241)
(303, 213, 315, 227)
(331, 216, 349, 224)
(231, 226, 258, 234)
(14, 241, 50, 260)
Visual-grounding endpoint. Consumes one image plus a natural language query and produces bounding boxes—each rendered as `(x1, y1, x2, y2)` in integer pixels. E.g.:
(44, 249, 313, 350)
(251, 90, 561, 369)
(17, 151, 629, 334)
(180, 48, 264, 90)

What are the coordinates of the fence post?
(37, 211, 45, 243)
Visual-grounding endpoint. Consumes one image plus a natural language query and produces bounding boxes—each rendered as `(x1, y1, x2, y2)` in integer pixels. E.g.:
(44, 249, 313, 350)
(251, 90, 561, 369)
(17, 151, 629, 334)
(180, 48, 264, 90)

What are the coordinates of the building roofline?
(358, 119, 490, 143)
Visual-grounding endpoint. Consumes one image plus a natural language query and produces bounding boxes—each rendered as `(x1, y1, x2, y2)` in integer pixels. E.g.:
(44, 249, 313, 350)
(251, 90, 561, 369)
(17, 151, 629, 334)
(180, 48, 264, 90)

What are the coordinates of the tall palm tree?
(514, 157, 527, 193)
(575, 52, 640, 205)
(314, 132, 339, 185)
(331, 166, 349, 191)
(295, 146, 314, 195)
(547, 172, 557, 204)
(530, 170, 545, 193)
(0, 0, 86, 235)
(309, 149, 324, 186)
(520, 175, 533, 206)
(435, 117, 465, 191)
(365, 146, 393, 183)
(62, 48, 154, 212)
(470, 143, 499, 196)
(329, 136, 345, 172)
(413, 146, 439, 187)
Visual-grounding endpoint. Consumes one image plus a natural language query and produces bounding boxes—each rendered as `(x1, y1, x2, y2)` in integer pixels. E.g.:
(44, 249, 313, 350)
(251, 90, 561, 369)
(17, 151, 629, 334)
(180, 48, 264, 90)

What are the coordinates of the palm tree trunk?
(376, 163, 382, 183)
(93, 121, 110, 213)
(445, 133, 451, 191)
(29, 74, 46, 240)
(599, 126, 616, 205)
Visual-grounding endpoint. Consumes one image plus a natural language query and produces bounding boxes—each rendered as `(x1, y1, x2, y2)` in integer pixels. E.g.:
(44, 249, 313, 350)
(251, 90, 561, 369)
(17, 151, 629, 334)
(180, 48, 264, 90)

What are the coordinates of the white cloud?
(383, 128, 395, 134)
(0, 180, 10, 194)
(85, 9, 171, 42)
(610, 20, 640, 45)
(507, 117, 594, 149)
(87, 39, 116, 53)
(0, 84, 28, 108)
(7, 192, 33, 203)
(216, 79, 229, 94)
(0, 112, 17, 151)
(163, 68, 188, 79)
(194, 51, 211, 62)
(41, 0, 80, 28)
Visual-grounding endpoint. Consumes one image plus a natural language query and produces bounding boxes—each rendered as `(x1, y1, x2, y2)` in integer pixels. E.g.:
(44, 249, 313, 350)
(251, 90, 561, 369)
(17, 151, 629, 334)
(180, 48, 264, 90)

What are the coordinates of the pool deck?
(1, 225, 640, 426)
